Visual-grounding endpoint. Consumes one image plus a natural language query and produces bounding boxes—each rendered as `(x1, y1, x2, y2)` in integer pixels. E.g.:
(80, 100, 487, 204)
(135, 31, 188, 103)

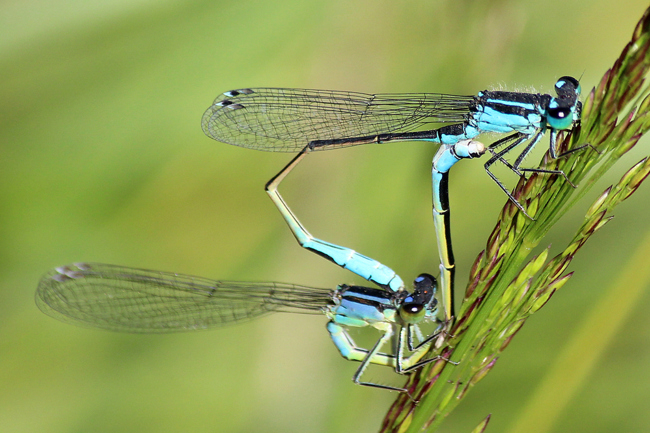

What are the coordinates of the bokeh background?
(2, 1, 650, 432)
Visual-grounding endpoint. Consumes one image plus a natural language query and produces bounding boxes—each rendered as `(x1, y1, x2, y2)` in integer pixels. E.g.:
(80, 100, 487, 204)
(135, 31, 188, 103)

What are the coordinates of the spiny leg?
(482, 133, 534, 217)
(351, 326, 411, 392)
(397, 326, 458, 374)
(548, 128, 600, 160)
(329, 322, 457, 398)
(406, 322, 445, 352)
(512, 129, 576, 187)
(485, 133, 532, 175)
(327, 322, 409, 392)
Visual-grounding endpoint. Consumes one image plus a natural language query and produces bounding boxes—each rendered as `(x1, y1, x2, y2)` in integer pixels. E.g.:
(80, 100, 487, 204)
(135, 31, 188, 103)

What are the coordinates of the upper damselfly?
(201, 78, 584, 320)
(36, 262, 448, 394)
(201, 77, 583, 197)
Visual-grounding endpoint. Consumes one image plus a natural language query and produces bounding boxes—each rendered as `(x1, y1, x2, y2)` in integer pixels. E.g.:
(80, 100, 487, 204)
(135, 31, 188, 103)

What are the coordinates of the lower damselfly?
(36, 263, 449, 393)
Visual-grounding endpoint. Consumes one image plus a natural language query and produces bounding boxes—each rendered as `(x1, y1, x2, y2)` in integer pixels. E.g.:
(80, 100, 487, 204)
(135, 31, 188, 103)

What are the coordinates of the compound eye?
(556, 76, 579, 90)
(404, 303, 423, 315)
(414, 273, 436, 288)
(555, 76, 581, 98)
(400, 302, 426, 324)
(547, 106, 574, 130)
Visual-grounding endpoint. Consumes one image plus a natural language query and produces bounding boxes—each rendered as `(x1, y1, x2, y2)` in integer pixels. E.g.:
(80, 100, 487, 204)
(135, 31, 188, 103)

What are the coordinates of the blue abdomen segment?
(434, 123, 480, 144)
(304, 238, 404, 292)
(266, 149, 405, 293)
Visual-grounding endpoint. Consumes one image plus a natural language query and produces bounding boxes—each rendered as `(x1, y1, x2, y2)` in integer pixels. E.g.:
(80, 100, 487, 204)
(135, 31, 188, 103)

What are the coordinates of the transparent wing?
(36, 263, 334, 333)
(201, 88, 475, 152)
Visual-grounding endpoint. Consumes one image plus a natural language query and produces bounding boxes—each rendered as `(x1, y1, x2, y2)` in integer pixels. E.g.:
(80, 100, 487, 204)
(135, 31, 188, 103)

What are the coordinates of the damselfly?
(36, 263, 448, 393)
(201, 77, 584, 320)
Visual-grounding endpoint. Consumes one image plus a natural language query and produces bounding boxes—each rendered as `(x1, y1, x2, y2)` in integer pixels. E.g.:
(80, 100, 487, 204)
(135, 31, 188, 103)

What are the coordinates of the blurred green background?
(2, 1, 650, 432)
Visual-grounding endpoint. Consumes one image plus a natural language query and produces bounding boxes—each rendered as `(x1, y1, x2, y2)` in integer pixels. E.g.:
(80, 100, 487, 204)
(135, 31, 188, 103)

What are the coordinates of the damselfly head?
(398, 274, 437, 324)
(547, 76, 581, 131)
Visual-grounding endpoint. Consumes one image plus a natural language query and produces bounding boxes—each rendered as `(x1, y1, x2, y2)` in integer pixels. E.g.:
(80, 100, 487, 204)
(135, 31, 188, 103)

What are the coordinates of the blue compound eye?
(548, 106, 574, 130)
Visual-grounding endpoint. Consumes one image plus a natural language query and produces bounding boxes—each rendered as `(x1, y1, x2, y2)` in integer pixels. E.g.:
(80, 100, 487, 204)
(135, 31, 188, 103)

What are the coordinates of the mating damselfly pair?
(36, 76, 583, 394)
